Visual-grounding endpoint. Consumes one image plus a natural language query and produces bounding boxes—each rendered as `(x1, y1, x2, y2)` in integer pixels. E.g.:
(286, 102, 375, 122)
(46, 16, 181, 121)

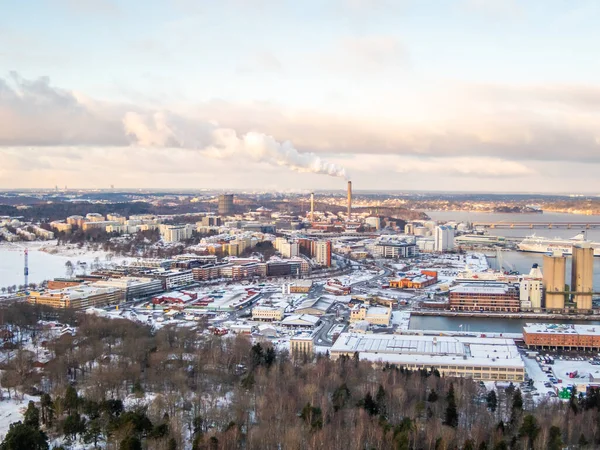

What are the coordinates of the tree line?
(0, 304, 599, 449)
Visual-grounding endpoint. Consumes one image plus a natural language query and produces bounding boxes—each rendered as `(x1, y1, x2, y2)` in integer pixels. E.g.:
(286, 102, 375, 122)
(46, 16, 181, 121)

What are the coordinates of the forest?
(0, 303, 599, 449)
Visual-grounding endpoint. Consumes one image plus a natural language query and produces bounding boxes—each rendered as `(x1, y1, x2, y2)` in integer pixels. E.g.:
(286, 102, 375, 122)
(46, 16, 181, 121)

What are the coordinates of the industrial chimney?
(347, 181, 352, 218)
(310, 192, 315, 222)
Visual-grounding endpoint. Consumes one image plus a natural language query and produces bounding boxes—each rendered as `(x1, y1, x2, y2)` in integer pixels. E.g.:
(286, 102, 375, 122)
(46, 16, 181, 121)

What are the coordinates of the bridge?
(472, 221, 600, 230)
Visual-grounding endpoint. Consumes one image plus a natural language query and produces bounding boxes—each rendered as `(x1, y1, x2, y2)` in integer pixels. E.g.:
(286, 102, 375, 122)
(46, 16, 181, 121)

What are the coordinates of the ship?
(517, 232, 600, 256)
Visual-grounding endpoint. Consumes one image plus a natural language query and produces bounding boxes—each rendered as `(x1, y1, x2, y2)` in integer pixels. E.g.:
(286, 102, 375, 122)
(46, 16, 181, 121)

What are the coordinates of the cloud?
(395, 157, 535, 178)
(123, 111, 348, 178)
(0, 72, 127, 146)
(2, 72, 600, 174)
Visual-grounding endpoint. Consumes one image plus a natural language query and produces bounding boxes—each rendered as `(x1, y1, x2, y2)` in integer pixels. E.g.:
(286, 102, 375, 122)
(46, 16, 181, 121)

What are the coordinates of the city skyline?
(2, 0, 600, 192)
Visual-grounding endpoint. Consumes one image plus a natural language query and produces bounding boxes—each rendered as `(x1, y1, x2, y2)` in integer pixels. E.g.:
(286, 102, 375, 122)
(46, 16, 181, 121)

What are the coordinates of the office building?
(449, 283, 520, 312)
(330, 334, 525, 382)
(543, 252, 566, 310)
(572, 244, 594, 310)
(93, 277, 164, 301)
(434, 225, 455, 252)
(374, 241, 417, 258)
(252, 307, 285, 322)
(218, 194, 234, 216)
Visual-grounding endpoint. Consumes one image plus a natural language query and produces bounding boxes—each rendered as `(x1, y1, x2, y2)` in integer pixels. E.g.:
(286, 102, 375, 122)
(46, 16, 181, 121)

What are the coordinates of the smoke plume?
(123, 111, 348, 178)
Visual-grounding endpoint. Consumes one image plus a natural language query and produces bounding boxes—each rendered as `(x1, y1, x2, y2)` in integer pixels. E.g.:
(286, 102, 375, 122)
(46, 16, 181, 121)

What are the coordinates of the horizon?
(2, 1, 600, 192)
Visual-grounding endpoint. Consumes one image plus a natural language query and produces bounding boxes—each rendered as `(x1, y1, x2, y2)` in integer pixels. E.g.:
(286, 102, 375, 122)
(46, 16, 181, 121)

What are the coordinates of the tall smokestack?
(347, 181, 352, 219)
(310, 192, 315, 222)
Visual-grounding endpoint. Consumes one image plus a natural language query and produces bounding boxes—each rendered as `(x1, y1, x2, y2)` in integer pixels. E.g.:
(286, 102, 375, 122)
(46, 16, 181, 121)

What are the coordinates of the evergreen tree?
(40, 394, 54, 427)
(332, 383, 351, 412)
(463, 438, 475, 450)
(518, 414, 539, 449)
(119, 435, 142, 450)
(375, 384, 387, 415)
(0, 422, 49, 450)
(264, 347, 276, 368)
(83, 418, 104, 449)
(23, 401, 40, 429)
(361, 392, 379, 416)
(300, 402, 323, 431)
(64, 385, 79, 415)
(427, 389, 439, 403)
(492, 441, 507, 450)
(548, 426, 563, 450)
(444, 383, 459, 428)
(486, 390, 497, 413)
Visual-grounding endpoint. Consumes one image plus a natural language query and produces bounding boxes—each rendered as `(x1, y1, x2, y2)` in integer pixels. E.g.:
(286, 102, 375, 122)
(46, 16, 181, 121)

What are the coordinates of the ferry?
(517, 232, 600, 256)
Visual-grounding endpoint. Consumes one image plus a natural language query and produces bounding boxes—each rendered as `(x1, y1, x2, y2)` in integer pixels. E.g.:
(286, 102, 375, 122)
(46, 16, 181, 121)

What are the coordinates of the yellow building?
(350, 305, 392, 326)
(251, 307, 285, 321)
(290, 333, 315, 357)
(28, 285, 124, 309)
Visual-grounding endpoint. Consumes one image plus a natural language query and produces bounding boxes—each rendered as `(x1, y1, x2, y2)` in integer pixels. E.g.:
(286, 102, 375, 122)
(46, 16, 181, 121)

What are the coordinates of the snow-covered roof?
(331, 333, 524, 369)
(281, 314, 320, 326)
(523, 323, 600, 336)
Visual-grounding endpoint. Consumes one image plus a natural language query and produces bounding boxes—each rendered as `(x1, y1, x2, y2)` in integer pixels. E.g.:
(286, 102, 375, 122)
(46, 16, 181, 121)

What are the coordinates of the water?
(0, 244, 126, 289)
(411, 211, 600, 332)
(408, 315, 600, 333)
(425, 210, 600, 241)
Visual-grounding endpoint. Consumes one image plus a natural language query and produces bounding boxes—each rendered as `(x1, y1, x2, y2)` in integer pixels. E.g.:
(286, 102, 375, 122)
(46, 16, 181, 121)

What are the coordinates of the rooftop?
(450, 283, 514, 295)
(523, 323, 600, 336)
(331, 333, 524, 368)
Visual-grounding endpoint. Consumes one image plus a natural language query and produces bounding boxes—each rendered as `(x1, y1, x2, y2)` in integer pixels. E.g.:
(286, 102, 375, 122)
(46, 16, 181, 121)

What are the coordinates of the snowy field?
(0, 394, 39, 440)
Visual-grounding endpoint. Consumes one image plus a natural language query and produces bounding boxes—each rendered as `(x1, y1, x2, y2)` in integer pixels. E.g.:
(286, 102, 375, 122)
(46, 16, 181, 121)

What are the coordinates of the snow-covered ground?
(392, 311, 411, 330)
(0, 394, 40, 440)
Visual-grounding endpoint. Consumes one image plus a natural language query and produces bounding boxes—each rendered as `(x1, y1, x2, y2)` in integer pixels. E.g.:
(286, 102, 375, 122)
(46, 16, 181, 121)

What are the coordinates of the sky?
(1, 0, 600, 193)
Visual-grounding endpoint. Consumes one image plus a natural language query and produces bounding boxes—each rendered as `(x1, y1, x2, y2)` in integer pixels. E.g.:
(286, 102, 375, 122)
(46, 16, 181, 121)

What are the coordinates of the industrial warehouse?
(330, 333, 525, 382)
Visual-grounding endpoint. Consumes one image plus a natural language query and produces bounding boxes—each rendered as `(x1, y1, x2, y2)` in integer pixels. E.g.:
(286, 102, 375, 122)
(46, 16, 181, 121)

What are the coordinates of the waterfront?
(408, 315, 600, 333)
(0, 243, 132, 289)
(427, 210, 600, 290)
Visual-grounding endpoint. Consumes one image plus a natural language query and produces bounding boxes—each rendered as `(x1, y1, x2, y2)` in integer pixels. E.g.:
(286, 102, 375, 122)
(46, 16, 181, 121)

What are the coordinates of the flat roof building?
(449, 283, 520, 312)
(330, 333, 524, 382)
(523, 323, 600, 351)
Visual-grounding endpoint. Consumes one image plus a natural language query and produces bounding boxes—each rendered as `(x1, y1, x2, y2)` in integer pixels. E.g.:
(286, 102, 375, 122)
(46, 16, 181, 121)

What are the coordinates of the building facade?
(449, 283, 520, 312)
(218, 194, 234, 216)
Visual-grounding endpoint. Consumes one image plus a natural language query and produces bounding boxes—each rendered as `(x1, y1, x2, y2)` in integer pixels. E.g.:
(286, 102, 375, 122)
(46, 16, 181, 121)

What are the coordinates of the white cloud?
(395, 156, 535, 178)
